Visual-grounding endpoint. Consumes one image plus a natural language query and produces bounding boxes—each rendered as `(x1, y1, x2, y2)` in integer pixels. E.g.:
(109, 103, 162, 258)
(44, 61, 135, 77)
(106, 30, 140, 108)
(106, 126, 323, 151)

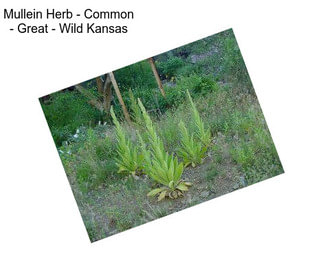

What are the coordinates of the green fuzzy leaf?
(147, 187, 165, 197)
(176, 183, 189, 191)
(157, 190, 167, 201)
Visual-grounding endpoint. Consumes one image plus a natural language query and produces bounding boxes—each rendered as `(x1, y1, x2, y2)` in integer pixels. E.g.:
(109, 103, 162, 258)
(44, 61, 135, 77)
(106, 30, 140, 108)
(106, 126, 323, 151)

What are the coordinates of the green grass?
(60, 127, 119, 193)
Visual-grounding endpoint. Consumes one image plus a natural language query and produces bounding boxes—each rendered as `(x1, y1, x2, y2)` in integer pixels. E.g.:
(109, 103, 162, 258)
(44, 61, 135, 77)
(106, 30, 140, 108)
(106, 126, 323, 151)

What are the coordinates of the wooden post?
(102, 75, 112, 113)
(109, 72, 132, 124)
(148, 57, 166, 97)
(96, 76, 104, 94)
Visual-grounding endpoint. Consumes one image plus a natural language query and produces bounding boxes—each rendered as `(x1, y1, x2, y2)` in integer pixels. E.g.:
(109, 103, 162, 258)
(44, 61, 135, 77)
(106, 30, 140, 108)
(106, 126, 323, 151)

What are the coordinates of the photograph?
(39, 28, 284, 242)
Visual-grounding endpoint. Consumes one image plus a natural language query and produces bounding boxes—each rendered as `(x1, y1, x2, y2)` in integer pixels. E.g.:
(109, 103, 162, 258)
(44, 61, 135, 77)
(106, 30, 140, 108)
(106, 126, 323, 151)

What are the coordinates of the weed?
(137, 99, 191, 201)
(157, 56, 185, 78)
(186, 90, 212, 146)
(128, 89, 144, 126)
(110, 106, 143, 176)
(177, 121, 207, 167)
(204, 164, 219, 181)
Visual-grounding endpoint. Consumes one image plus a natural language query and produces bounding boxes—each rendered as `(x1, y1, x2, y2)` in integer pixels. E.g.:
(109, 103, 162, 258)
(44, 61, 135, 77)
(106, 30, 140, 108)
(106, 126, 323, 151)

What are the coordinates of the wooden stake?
(96, 76, 104, 94)
(102, 75, 112, 113)
(148, 57, 166, 97)
(109, 72, 132, 124)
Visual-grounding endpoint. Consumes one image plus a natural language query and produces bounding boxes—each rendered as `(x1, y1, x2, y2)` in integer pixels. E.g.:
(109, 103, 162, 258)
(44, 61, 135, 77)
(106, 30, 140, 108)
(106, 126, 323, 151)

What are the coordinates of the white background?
(0, 0, 322, 270)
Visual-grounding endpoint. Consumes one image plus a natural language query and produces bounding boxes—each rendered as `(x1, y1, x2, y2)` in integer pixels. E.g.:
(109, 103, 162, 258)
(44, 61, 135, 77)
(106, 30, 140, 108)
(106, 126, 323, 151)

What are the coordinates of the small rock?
(239, 176, 248, 187)
(233, 183, 239, 190)
(201, 191, 210, 198)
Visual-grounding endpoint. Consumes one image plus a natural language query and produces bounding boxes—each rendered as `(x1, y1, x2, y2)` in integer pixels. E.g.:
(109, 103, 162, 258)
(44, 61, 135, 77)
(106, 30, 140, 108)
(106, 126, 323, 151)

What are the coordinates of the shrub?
(127, 87, 165, 116)
(156, 56, 185, 79)
(40, 91, 102, 146)
(160, 74, 219, 110)
(114, 60, 156, 90)
(175, 63, 196, 77)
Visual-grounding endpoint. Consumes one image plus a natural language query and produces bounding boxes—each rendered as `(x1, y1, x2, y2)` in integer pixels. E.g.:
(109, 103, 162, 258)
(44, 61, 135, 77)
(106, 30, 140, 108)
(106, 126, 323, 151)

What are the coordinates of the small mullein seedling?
(177, 120, 207, 167)
(137, 99, 192, 201)
(186, 90, 212, 147)
(110, 106, 143, 176)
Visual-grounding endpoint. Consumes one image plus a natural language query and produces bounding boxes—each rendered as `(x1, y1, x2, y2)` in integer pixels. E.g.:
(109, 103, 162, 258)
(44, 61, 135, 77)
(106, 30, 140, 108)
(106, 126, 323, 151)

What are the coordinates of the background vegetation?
(40, 29, 283, 242)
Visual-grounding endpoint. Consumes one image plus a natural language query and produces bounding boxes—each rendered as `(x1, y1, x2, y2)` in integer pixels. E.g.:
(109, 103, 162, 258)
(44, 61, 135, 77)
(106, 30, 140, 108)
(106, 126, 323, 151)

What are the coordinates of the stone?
(239, 176, 248, 187)
(201, 191, 210, 198)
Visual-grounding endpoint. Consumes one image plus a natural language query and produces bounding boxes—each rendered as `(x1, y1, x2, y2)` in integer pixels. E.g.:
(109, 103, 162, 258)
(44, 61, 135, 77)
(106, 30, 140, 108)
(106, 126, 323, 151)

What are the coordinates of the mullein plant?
(137, 99, 192, 201)
(110, 106, 143, 176)
(186, 90, 212, 147)
(128, 89, 143, 127)
(177, 120, 207, 167)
